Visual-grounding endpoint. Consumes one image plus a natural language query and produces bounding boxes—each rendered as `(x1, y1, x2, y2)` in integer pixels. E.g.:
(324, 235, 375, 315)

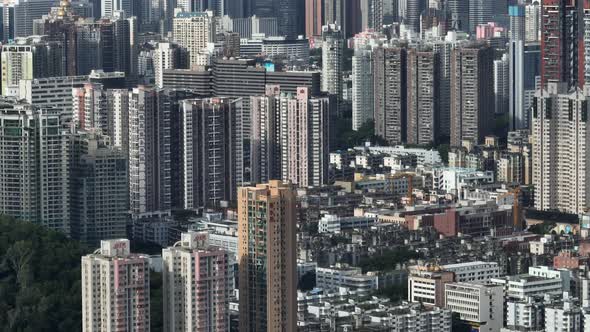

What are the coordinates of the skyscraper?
(101, 0, 132, 18)
(70, 132, 128, 246)
(525, 1, 541, 42)
(406, 46, 439, 145)
(509, 5, 526, 130)
(163, 231, 230, 331)
(468, 0, 493, 33)
(445, 0, 469, 32)
(172, 11, 214, 68)
(321, 24, 343, 107)
(541, 0, 581, 89)
(14, 0, 54, 37)
(277, 0, 298, 37)
(238, 181, 297, 332)
(406, 0, 426, 32)
(0, 100, 71, 235)
(153, 42, 188, 88)
(72, 83, 108, 133)
(450, 43, 494, 146)
(81, 239, 150, 332)
(494, 53, 509, 115)
(373, 45, 407, 145)
(178, 97, 246, 209)
(305, 0, 323, 38)
(280, 87, 331, 187)
(532, 83, 590, 214)
(250, 85, 282, 184)
(107, 89, 130, 152)
(352, 47, 374, 131)
(128, 86, 166, 215)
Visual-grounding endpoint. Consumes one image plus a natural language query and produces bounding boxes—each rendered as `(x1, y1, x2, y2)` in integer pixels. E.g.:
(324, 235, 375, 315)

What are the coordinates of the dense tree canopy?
(0, 216, 88, 331)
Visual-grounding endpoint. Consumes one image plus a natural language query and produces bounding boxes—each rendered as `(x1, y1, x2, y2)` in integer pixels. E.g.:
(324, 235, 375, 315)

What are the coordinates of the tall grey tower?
(321, 24, 344, 108)
(406, 0, 426, 32)
(509, 5, 526, 130)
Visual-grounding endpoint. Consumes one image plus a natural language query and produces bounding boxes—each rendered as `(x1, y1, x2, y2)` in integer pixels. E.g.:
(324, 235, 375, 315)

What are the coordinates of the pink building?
(476, 22, 506, 40)
(162, 232, 229, 331)
(82, 239, 150, 332)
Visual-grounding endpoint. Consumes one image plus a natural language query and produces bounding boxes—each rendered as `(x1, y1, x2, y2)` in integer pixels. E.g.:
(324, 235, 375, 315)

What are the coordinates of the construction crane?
(392, 172, 414, 205)
(497, 187, 522, 230)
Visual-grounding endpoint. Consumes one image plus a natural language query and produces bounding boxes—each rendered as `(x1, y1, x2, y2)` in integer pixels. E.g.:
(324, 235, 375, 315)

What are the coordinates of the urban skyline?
(3, 0, 590, 331)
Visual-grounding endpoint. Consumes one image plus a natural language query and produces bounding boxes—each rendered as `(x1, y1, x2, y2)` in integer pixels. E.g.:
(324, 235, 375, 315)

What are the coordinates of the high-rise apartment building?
(525, 1, 541, 42)
(450, 43, 494, 146)
(321, 24, 344, 106)
(431, 37, 469, 138)
(305, 0, 323, 38)
(101, 0, 132, 18)
(70, 133, 128, 246)
(81, 239, 150, 332)
(406, 0, 426, 32)
(406, 46, 439, 145)
(509, 5, 526, 130)
(446, 0, 469, 32)
(178, 97, 245, 209)
(72, 83, 109, 133)
(281, 88, 331, 187)
(1, 44, 33, 96)
(494, 53, 509, 115)
(163, 231, 230, 332)
(238, 181, 297, 332)
(172, 11, 214, 68)
(250, 85, 282, 184)
(128, 86, 166, 215)
(541, 0, 581, 89)
(532, 82, 590, 214)
(468, 0, 494, 33)
(18, 75, 88, 117)
(107, 89, 130, 151)
(0, 100, 71, 235)
(373, 45, 407, 145)
(352, 47, 374, 131)
(153, 42, 188, 88)
(14, 0, 53, 37)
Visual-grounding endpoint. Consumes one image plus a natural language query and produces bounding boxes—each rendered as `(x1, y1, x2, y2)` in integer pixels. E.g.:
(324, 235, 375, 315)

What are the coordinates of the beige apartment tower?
(238, 181, 297, 332)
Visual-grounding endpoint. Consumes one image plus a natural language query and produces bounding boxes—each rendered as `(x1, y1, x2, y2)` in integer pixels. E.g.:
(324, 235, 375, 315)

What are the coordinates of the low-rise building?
(408, 265, 454, 307)
(503, 296, 545, 332)
(318, 214, 375, 233)
(442, 261, 501, 282)
(445, 282, 504, 332)
(316, 265, 377, 292)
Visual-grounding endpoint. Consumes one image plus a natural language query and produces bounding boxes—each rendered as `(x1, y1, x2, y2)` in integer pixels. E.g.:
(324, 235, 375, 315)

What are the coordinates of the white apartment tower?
(162, 232, 230, 332)
(172, 11, 214, 68)
(81, 239, 150, 332)
(107, 89, 130, 152)
(153, 42, 185, 88)
(532, 82, 590, 214)
(1, 44, 33, 96)
(525, 2, 541, 42)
